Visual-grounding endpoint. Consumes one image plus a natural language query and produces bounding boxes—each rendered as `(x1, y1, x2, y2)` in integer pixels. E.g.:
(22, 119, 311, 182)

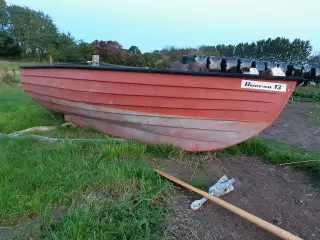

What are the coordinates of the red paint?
(21, 67, 296, 152)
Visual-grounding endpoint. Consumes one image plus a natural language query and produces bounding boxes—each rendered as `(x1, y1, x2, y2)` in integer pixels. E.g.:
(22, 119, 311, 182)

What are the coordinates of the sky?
(6, 0, 320, 53)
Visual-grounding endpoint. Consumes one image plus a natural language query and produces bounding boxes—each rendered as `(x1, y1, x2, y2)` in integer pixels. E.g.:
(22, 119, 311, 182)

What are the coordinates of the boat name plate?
(241, 80, 287, 92)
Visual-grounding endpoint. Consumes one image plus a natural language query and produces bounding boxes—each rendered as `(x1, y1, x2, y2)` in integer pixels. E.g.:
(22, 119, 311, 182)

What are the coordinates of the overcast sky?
(6, 0, 320, 53)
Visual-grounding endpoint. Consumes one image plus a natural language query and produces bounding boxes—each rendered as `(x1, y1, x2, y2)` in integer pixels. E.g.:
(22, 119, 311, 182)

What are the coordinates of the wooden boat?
(21, 61, 303, 152)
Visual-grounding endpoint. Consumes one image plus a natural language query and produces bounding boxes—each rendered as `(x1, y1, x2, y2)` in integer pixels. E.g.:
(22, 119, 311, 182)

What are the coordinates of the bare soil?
(162, 156, 320, 240)
(163, 102, 320, 240)
(261, 102, 320, 150)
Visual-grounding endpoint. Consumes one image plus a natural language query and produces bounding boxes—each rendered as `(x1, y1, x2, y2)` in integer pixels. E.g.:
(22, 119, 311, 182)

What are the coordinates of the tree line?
(0, 0, 171, 69)
(0, 0, 319, 67)
(161, 39, 318, 66)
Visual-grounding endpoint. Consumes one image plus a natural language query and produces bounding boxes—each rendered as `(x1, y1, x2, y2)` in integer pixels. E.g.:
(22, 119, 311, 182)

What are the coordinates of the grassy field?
(0, 85, 173, 239)
(0, 86, 64, 134)
(0, 63, 319, 239)
(0, 137, 171, 239)
(291, 86, 320, 102)
(0, 61, 35, 71)
(295, 86, 320, 94)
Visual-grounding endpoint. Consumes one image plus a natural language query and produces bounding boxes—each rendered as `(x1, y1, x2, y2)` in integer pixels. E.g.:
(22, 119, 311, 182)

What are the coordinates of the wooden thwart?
(154, 168, 303, 240)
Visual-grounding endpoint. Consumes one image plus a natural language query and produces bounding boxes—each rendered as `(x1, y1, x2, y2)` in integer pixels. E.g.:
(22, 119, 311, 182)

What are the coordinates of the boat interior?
(170, 54, 320, 85)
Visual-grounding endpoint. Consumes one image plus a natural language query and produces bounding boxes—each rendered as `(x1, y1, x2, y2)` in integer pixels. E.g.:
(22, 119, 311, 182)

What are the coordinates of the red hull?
(21, 66, 297, 151)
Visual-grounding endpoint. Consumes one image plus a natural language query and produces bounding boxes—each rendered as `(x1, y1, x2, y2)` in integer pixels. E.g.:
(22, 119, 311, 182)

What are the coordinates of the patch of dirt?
(160, 156, 320, 240)
(0, 208, 66, 240)
(0, 217, 38, 240)
(261, 102, 320, 150)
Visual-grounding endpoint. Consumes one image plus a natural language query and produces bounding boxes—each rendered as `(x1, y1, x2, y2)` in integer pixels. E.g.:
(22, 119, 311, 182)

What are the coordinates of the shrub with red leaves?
(92, 40, 128, 64)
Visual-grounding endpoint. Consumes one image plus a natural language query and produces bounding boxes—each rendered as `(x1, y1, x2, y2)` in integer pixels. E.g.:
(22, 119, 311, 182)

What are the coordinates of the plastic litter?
(190, 175, 235, 210)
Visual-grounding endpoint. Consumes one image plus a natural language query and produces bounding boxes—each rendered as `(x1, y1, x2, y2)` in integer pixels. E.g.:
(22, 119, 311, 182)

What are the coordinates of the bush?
(119, 52, 171, 69)
(92, 40, 171, 69)
(0, 68, 15, 85)
(292, 88, 320, 102)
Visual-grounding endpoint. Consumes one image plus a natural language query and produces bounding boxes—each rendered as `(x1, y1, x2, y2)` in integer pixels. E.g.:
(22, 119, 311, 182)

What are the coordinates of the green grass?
(0, 85, 172, 239)
(189, 138, 320, 185)
(33, 126, 110, 139)
(0, 138, 170, 239)
(295, 86, 320, 94)
(0, 86, 64, 133)
(0, 60, 37, 84)
(0, 85, 115, 139)
(145, 137, 320, 187)
(141, 137, 320, 187)
(0, 61, 35, 71)
(225, 138, 320, 184)
(291, 86, 320, 102)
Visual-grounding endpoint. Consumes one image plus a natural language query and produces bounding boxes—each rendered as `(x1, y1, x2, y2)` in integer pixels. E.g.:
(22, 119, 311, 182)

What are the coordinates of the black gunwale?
(21, 65, 303, 81)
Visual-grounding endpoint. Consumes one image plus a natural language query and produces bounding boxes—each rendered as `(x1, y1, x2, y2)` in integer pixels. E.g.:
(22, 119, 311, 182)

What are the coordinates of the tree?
(142, 52, 170, 69)
(0, 30, 21, 57)
(77, 40, 93, 61)
(122, 52, 144, 67)
(160, 46, 200, 62)
(255, 39, 266, 60)
(216, 44, 235, 57)
(233, 37, 311, 64)
(247, 42, 256, 59)
(128, 45, 141, 54)
(0, 0, 8, 30)
(198, 45, 219, 56)
(234, 43, 244, 58)
(7, 5, 38, 54)
(289, 39, 312, 64)
(54, 33, 92, 62)
(308, 53, 320, 67)
(35, 10, 59, 57)
(266, 37, 291, 62)
(234, 42, 255, 59)
(7, 5, 58, 59)
(241, 42, 253, 58)
(54, 33, 77, 61)
(215, 44, 223, 56)
(57, 32, 76, 47)
(92, 40, 126, 64)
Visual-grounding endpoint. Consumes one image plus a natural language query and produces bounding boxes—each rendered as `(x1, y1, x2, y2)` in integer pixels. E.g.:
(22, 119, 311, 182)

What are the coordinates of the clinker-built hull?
(21, 65, 298, 151)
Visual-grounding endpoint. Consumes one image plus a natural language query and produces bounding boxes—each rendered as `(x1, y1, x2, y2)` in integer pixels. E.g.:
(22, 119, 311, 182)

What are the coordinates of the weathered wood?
(21, 66, 297, 152)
